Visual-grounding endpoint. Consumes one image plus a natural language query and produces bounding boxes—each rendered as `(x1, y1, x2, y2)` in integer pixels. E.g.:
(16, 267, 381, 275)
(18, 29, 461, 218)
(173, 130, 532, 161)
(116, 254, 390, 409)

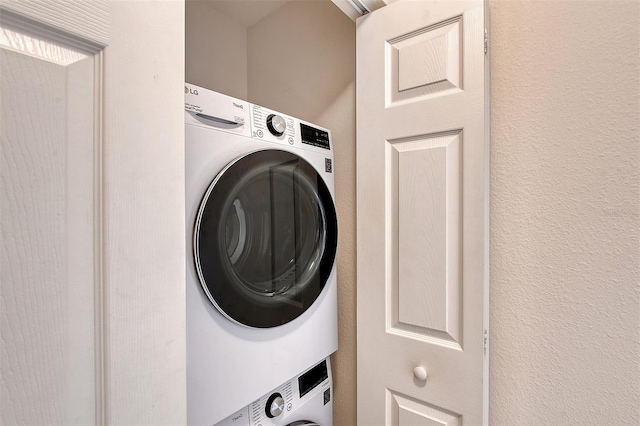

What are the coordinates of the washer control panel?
(215, 359, 332, 426)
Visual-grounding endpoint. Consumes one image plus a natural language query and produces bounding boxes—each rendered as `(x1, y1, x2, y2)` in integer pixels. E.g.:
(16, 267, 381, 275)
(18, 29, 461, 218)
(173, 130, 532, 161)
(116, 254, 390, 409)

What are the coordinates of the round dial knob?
(265, 392, 285, 418)
(266, 114, 287, 136)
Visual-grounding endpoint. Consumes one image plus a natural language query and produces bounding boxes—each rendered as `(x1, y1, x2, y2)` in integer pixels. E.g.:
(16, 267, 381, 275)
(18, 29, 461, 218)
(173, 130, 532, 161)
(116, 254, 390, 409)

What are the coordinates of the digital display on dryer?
(298, 360, 328, 398)
(300, 123, 330, 150)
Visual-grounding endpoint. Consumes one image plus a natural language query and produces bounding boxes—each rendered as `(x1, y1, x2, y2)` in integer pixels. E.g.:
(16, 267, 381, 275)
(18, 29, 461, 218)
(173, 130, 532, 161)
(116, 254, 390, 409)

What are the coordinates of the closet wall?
(185, 1, 248, 99)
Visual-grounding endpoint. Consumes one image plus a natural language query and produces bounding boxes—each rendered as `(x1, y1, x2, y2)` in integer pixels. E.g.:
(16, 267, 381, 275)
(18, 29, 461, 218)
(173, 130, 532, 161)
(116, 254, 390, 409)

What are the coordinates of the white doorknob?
(413, 366, 428, 381)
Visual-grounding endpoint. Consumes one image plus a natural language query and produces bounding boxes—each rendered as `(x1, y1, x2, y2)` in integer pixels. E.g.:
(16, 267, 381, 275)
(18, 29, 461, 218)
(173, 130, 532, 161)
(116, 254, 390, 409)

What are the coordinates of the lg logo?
(185, 86, 198, 95)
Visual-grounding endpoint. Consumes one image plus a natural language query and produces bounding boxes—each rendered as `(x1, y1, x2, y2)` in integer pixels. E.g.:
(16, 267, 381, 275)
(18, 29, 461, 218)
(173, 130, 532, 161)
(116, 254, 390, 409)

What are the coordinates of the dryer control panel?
(299, 123, 330, 150)
(249, 105, 332, 155)
(251, 105, 295, 144)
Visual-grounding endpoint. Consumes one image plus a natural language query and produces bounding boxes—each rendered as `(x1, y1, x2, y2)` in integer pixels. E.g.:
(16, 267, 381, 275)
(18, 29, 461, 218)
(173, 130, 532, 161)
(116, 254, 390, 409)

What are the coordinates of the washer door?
(194, 149, 338, 328)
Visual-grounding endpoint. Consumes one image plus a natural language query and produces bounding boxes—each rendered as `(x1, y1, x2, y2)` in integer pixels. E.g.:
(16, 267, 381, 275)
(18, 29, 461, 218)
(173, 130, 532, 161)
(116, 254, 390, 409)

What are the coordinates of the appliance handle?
(195, 112, 242, 127)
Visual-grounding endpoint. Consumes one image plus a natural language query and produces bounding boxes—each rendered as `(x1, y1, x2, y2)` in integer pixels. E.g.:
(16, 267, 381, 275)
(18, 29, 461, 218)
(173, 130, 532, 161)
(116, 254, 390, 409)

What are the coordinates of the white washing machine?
(215, 358, 333, 426)
(185, 83, 338, 425)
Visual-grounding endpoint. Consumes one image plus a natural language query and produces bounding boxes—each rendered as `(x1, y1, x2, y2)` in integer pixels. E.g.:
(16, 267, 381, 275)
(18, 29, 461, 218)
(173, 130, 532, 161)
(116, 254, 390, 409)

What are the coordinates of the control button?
(324, 388, 331, 405)
(266, 114, 286, 136)
(288, 137, 294, 145)
(256, 129, 264, 138)
(265, 393, 285, 418)
(325, 158, 332, 173)
(286, 403, 292, 411)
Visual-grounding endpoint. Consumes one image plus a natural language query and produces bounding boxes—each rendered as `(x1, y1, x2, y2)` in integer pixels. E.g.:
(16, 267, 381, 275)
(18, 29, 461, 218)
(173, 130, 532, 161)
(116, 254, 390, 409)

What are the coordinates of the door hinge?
(483, 329, 488, 355)
(484, 28, 488, 55)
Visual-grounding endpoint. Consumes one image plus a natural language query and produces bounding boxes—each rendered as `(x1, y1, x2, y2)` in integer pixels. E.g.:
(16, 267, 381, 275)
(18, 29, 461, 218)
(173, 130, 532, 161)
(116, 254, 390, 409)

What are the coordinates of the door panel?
(388, 16, 462, 103)
(393, 132, 461, 346)
(357, 1, 488, 424)
(0, 26, 97, 426)
(388, 390, 461, 426)
(0, 1, 186, 424)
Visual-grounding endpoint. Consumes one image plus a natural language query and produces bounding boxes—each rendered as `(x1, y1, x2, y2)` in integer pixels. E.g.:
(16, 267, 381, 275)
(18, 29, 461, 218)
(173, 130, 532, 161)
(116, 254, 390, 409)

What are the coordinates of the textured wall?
(490, 1, 640, 424)
(315, 81, 357, 426)
(185, 0, 248, 99)
(247, 3, 357, 425)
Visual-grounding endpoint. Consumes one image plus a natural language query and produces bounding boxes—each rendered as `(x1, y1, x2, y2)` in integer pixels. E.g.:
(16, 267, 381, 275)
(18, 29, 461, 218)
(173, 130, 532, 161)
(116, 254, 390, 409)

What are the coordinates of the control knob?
(266, 114, 287, 137)
(265, 392, 285, 418)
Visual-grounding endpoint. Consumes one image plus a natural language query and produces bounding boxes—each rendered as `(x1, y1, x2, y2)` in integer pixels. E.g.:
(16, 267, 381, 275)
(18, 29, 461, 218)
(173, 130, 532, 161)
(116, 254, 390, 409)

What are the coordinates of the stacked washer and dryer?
(185, 83, 338, 426)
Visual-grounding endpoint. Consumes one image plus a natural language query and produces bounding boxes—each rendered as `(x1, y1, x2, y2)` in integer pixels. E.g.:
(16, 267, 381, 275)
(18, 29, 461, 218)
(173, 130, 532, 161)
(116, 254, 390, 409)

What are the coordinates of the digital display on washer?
(300, 123, 330, 150)
(298, 360, 328, 398)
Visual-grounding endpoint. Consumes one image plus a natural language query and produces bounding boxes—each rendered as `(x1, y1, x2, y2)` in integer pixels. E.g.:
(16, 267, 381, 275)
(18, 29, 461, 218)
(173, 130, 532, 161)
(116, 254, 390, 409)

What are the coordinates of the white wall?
(185, 0, 247, 99)
(246, 3, 356, 425)
(490, 1, 639, 424)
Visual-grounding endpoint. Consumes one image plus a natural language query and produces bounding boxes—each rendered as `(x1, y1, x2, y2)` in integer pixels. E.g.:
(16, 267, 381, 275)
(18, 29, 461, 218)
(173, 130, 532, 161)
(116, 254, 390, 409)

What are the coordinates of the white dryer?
(215, 358, 333, 426)
(185, 83, 338, 425)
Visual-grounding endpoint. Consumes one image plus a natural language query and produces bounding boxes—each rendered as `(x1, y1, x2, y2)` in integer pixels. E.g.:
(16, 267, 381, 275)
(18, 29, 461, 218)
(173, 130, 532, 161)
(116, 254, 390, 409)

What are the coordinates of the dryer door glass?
(195, 149, 337, 328)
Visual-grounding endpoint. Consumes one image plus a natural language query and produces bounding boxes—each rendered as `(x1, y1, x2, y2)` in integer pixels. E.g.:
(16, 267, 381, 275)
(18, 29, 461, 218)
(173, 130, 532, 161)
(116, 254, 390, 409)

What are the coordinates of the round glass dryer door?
(194, 149, 338, 328)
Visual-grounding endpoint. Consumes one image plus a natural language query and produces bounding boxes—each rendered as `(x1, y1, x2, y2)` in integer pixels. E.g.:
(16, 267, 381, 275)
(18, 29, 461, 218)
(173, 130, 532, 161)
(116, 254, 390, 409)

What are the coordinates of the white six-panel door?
(356, 0, 489, 424)
(0, 1, 185, 424)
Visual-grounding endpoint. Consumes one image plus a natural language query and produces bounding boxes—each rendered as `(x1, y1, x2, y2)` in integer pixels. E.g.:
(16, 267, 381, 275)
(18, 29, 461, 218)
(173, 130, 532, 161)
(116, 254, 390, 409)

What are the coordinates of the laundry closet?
(185, 1, 357, 425)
